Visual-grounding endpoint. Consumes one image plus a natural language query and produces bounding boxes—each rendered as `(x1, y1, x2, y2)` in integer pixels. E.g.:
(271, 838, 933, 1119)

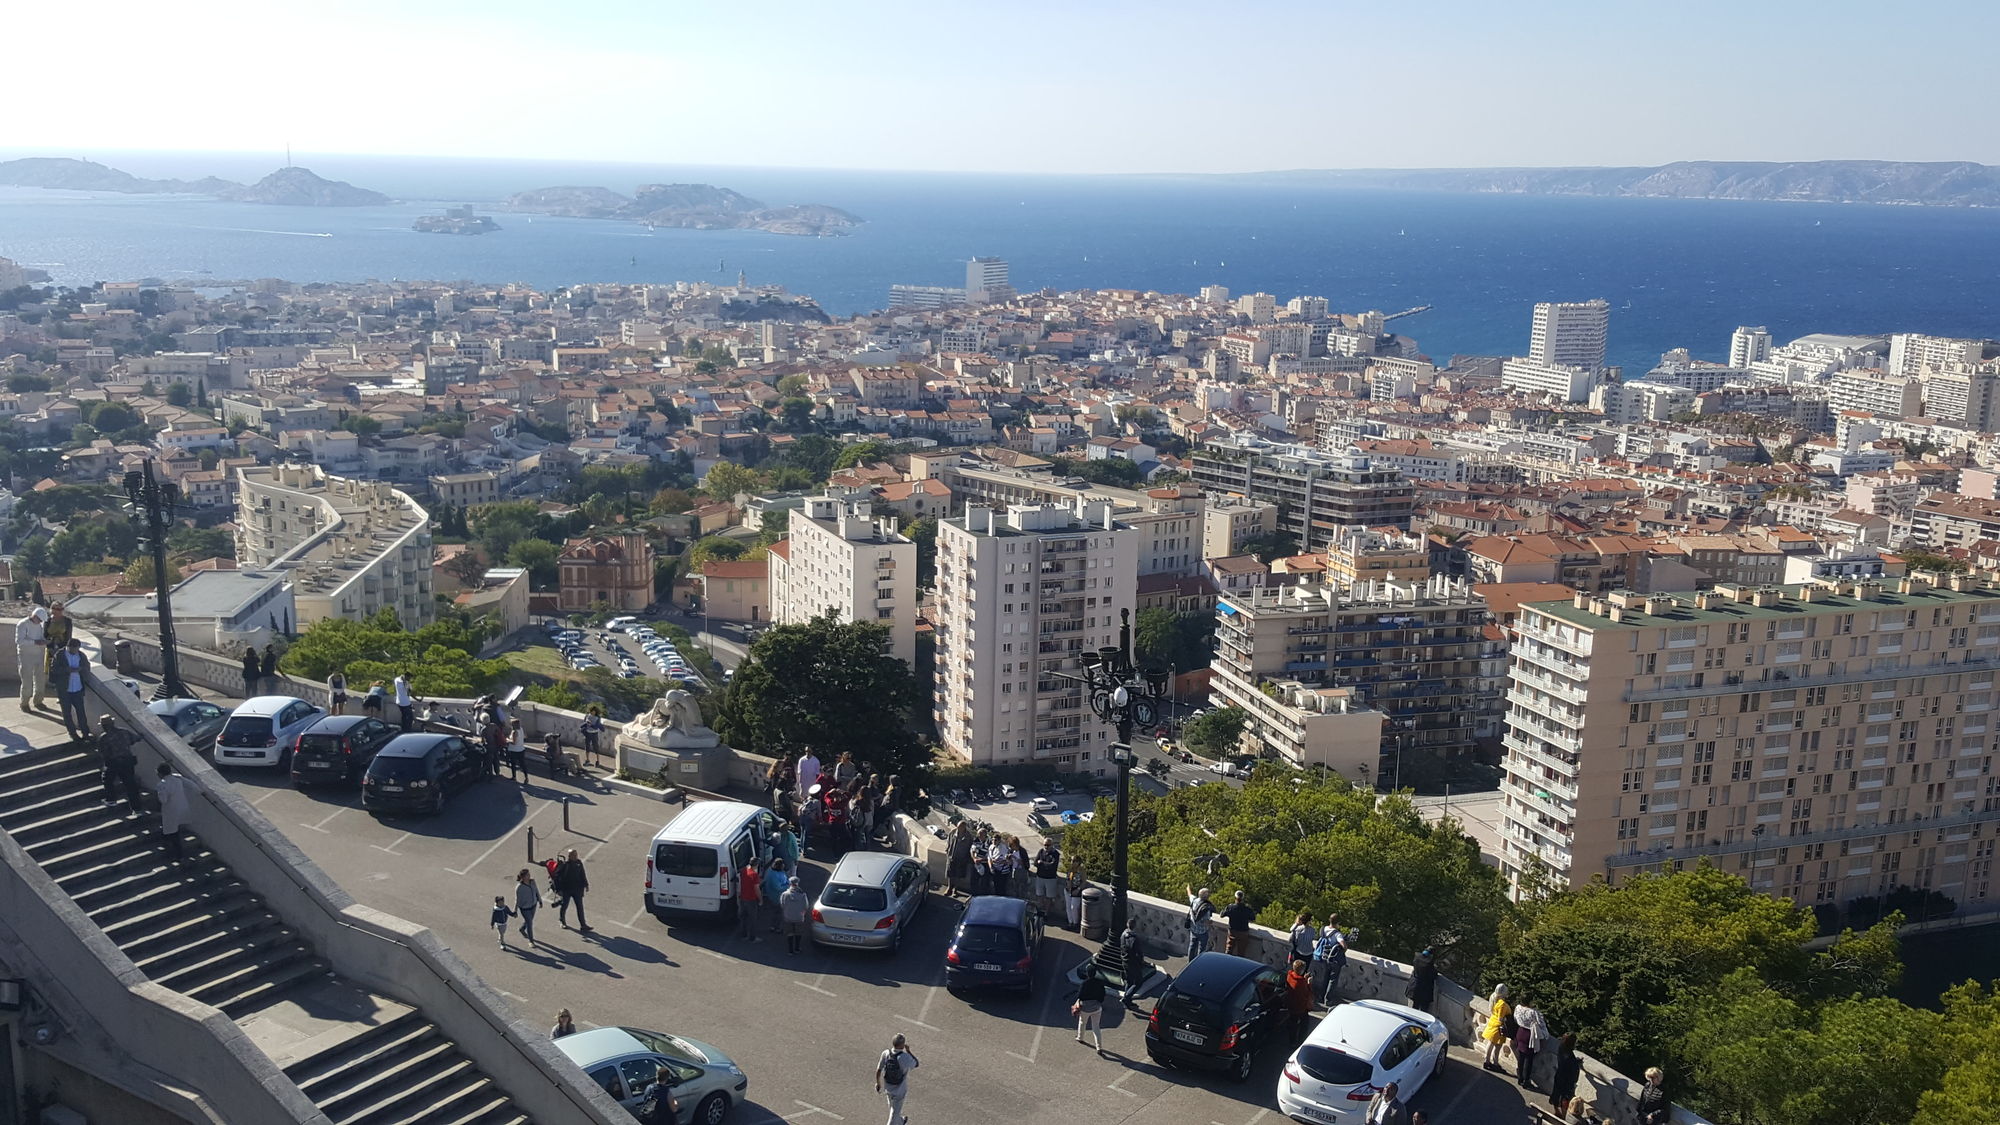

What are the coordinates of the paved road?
(202, 760, 1542, 1125)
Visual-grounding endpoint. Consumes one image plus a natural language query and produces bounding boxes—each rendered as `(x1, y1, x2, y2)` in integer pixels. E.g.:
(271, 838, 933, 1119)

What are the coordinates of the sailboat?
(718, 258, 726, 272)
(1398, 228, 1407, 236)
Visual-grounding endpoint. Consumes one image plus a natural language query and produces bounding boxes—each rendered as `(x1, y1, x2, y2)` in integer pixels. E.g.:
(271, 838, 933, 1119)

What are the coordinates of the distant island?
(503, 182, 861, 236)
(413, 205, 500, 235)
(0, 157, 389, 206)
(1228, 160, 2000, 208)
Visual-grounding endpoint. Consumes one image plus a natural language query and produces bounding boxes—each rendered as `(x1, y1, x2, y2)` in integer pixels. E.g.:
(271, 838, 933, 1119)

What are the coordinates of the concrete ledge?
(601, 776, 687, 804)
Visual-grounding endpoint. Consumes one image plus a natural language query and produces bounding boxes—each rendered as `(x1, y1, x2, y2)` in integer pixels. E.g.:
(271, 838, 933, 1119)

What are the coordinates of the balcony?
(1625, 653, 2000, 704)
(1503, 779, 1575, 829)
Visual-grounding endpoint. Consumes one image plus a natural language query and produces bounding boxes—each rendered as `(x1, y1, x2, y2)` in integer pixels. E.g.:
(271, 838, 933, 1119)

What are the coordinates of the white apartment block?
(1828, 370, 1923, 419)
(1202, 495, 1278, 560)
(1528, 299, 1609, 370)
(1729, 325, 1773, 369)
(1594, 381, 1696, 425)
(768, 496, 918, 667)
(933, 500, 1138, 773)
(1127, 487, 1205, 577)
(1501, 579, 2000, 907)
(1501, 358, 1596, 404)
(965, 257, 1013, 304)
(1286, 295, 1330, 319)
(1236, 292, 1277, 324)
(1889, 332, 1987, 378)
(235, 463, 434, 629)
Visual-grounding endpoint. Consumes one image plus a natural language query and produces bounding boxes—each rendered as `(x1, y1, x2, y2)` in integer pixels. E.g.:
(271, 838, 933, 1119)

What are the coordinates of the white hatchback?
(1275, 999, 1448, 1122)
(214, 696, 326, 768)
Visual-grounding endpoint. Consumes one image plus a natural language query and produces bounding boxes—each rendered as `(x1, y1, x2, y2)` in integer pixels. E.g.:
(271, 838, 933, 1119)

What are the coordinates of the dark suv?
(361, 733, 481, 815)
(943, 896, 1043, 994)
(291, 715, 399, 786)
(1145, 951, 1287, 1082)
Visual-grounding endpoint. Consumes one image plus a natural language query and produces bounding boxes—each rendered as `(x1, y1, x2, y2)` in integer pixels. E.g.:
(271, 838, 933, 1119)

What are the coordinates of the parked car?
(1030, 796, 1059, 813)
(944, 896, 1044, 994)
(148, 698, 228, 751)
(998, 784, 1017, 799)
(1276, 999, 1450, 1121)
(214, 696, 325, 768)
(1145, 951, 1288, 1082)
(555, 1025, 748, 1125)
(290, 714, 400, 786)
(360, 732, 482, 815)
(810, 852, 931, 952)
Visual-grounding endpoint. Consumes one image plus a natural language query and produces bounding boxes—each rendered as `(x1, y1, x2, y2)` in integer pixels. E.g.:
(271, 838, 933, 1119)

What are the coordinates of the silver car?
(810, 852, 931, 952)
(555, 1026, 747, 1125)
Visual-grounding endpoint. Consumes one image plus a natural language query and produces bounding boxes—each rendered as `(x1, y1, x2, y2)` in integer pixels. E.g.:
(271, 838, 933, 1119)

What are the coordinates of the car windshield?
(623, 1028, 704, 1064)
(1296, 1044, 1375, 1085)
(821, 884, 888, 912)
(218, 716, 273, 745)
(368, 755, 429, 781)
(952, 925, 1022, 955)
(653, 843, 719, 878)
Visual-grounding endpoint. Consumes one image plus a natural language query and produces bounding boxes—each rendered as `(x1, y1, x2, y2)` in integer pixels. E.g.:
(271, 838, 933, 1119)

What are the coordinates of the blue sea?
(3, 151, 1999, 372)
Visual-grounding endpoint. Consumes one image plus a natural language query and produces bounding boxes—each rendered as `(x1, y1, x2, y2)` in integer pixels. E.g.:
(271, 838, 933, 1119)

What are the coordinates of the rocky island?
(0, 157, 390, 206)
(412, 205, 500, 235)
(502, 182, 861, 236)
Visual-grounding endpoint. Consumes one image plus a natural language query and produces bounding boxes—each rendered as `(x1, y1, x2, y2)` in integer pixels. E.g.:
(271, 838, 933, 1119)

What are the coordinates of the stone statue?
(630, 688, 719, 749)
(662, 689, 704, 734)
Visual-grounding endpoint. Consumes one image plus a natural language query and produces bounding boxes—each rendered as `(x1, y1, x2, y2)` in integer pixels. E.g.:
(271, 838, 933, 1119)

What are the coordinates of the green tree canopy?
(467, 500, 545, 562)
(1048, 454, 1144, 488)
(278, 609, 507, 697)
(1180, 705, 1247, 756)
(1135, 606, 1215, 674)
(686, 535, 747, 570)
(506, 538, 561, 589)
(702, 460, 762, 501)
(902, 516, 938, 587)
(834, 440, 896, 471)
(167, 524, 235, 562)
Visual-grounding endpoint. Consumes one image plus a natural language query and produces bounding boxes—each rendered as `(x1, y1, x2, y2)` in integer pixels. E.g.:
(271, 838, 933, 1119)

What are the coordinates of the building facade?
(557, 533, 655, 613)
(1528, 298, 1610, 370)
(770, 496, 918, 666)
(1190, 441, 1415, 551)
(235, 463, 433, 629)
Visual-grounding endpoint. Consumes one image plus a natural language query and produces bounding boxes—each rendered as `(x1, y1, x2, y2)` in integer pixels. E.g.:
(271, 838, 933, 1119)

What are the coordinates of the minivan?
(1145, 951, 1288, 1082)
(645, 801, 780, 920)
(943, 896, 1043, 994)
(291, 714, 399, 786)
(361, 733, 482, 815)
(215, 696, 325, 768)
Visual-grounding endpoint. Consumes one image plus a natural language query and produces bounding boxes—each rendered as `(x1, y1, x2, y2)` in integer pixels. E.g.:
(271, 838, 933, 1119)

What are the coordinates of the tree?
(278, 609, 508, 697)
(440, 549, 488, 586)
(467, 500, 544, 562)
(1239, 529, 1300, 564)
(716, 613, 929, 802)
(85, 401, 138, 432)
(167, 524, 235, 562)
(903, 516, 938, 587)
(122, 556, 180, 589)
(523, 682, 586, 712)
(701, 460, 762, 502)
(685, 535, 747, 570)
(834, 440, 896, 470)
(166, 381, 193, 407)
(1049, 455, 1144, 488)
(506, 538, 561, 589)
(1181, 705, 1248, 756)
(1136, 607, 1215, 673)
(1901, 551, 1968, 575)
(337, 414, 383, 436)
(776, 373, 809, 397)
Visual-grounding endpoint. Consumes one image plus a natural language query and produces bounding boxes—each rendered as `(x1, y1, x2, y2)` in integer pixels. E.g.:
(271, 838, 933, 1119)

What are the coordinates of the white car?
(214, 696, 327, 767)
(1276, 999, 1449, 1122)
(556, 1026, 747, 1125)
(1031, 796, 1059, 812)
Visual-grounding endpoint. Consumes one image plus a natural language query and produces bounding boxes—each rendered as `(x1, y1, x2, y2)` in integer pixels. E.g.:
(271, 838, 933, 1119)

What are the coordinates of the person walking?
(155, 763, 196, 860)
(38, 602, 73, 710)
(1405, 946, 1438, 1013)
(1073, 971, 1107, 1051)
(1063, 867, 1086, 932)
(1316, 916, 1352, 1007)
(1482, 984, 1513, 1071)
(1119, 922, 1145, 1009)
(1221, 890, 1257, 957)
(637, 1065, 681, 1125)
(1549, 1032, 1582, 1116)
(327, 670, 348, 715)
(363, 680, 386, 717)
(762, 858, 789, 934)
(55, 638, 91, 741)
(513, 868, 541, 946)
(874, 1034, 918, 1125)
(491, 896, 517, 947)
(582, 706, 605, 768)
(96, 715, 142, 816)
(1636, 1067, 1670, 1125)
(1363, 1080, 1409, 1125)
(780, 876, 810, 955)
(1186, 885, 1216, 957)
(735, 859, 761, 942)
(1513, 1001, 1545, 1089)
(1032, 838, 1062, 915)
(260, 644, 278, 693)
(16, 606, 48, 710)
(551, 1009, 577, 1039)
(553, 848, 592, 931)
(394, 672, 414, 731)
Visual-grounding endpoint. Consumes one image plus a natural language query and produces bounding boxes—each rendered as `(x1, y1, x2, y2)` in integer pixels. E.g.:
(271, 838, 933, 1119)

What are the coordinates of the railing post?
(526, 825, 536, 864)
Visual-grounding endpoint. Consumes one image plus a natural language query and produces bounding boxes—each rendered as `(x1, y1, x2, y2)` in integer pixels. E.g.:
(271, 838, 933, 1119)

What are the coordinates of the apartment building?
(1211, 576, 1505, 778)
(1729, 325, 1773, 369)
(1189, 440, 1415, 551)
(1828, 370, 1923, 419)
(558, 532, 654, 613)
(769, 496, 918, 666)
(1202, 495, 1278, 560)
(932, 500, 1137, 773)
(1501, 358, 1596, 404)
(1500, 579, 2000, 912)
(1326, 528, 1432, 584)
(235, 463, 434, 629)
(1528, 298, 1610, 370)
(1128, 486, 1205, 577)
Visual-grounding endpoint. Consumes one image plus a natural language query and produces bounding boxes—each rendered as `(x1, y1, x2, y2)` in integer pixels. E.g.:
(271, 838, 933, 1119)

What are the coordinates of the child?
(491, 895, 516, 946)
(543, 731, 568, 778)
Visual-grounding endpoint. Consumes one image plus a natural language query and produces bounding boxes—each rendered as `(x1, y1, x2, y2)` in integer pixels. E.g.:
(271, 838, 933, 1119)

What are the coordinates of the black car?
(360, 733, 483, 815)
(1146, 952, 1288, 1082)
(944, 896, 1043, 994)
(291, 714, 400, 786)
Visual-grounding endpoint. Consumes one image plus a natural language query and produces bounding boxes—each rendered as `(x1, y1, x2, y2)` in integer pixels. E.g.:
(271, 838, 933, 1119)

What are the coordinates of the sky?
(13, 0, 1999, 175)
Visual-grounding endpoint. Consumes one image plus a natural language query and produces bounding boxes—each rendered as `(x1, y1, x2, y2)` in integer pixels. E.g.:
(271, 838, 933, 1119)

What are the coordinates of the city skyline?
(13, 0, 2000, 175)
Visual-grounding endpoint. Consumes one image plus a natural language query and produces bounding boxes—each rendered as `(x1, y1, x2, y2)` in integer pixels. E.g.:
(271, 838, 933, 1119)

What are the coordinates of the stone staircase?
(0, 746, 532, 1125)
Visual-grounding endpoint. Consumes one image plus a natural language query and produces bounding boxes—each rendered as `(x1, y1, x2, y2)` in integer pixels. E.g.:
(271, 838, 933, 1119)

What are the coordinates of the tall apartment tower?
(1501, 580, 2000, 910)
(1528, 299, 1610, 370)
(768, 496, 918, 666)
(966, 257, 1013, 304)
(933, 500, 1137, 774)
(1730, 325, 1773, 369)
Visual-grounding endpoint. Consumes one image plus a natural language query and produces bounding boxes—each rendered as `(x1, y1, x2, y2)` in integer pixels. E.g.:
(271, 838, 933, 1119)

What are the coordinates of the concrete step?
(151, 923, 305, 993)
(402, 1090, 520, 1125)
(67, 854, 230, 912)
(316, 1043, 476, 1125)
(284, 1010, 436, 1091)
(356, 1072, 503, 1125)
(95, 880, 259, 939)
(0, 764, 103, 820)
(311, 1033, 458, 1117)
(30, 822, 160, 878)
(118, 897, 272, 966)
(0, 749, 95, 792)
(198, 953, 331, 1019)
(6, 800, 132, 847)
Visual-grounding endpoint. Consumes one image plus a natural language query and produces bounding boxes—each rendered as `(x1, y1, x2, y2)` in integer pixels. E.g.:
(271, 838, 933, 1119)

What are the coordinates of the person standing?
(946, 822, 973, 899)
(1363, 1080, 1409, 1125)
(513, 868, 541, 946)
(1482, 984, 1513, 1071)
(1073, 971, 1107, 1050)
(502, 722, 527, 782)
(794, 749, 821, 804)
(987, 834, 1016, 898)
(551, 1009, 577, 1039)
(1186, 885, 1216, 957)
(1636, 1066, 1670, 1125)
(1220, 890, 1257, 957)
(582, 706, 605, 768)
(1289, 911, 1317, 964)
(1119, 922, 1145, 1009)
(39, 603, 73, 709)
(780, 876, 810, 955)
(1285, 958, 1315, 1042)
(363, 679, 386, 717)
(735, 859, 761, 942)
(394, 672, 414, 732)
(1513, 1001, 1545, 1089)
(553, 848, 591, 932)
(1406, 946, 1438, 1013)
(637, 1065, 681, 1125)
(260, 644, 278, 693)
(1316, 916, 1352, 1007)
(1063, 867, 1086, 932)
(239, 645, 261, 698)
(1549, 1032, 1582, 1116)
(327, 670, 348, 715)
(55, 638, 91, 741)
(832, 751, 858, 787)
(874, 1034, 918, 1125)
(155, 762, 196, 860)
(15, 606, 48, 710)
(761, 858, 789, 933)
(1032, 838, 1062, 915)
(96, 715, 142, 815)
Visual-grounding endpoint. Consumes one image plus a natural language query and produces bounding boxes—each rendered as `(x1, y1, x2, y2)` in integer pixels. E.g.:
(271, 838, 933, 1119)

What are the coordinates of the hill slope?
(1239, 160, 2000, 207)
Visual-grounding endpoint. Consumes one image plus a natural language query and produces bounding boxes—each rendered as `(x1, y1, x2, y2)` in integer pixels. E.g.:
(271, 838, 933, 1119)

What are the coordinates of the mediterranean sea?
(3, 151, 1999, 372)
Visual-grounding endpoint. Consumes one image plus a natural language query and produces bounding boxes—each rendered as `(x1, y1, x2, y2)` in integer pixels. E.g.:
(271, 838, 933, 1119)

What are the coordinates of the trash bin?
(1081, 886, 1109, 941)
(112, 638, 134, 675)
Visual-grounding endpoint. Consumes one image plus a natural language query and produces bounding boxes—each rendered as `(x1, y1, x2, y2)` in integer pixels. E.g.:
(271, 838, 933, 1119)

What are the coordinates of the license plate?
(223, 750, 258, 758)
(1298, 1105, 1338, 1124)
(975, 962, 1002, 972)
(825, 931, 866, 944)
(307, 761, 336, 769)
(658, 894, 683, 907)
(378, 784, 404, 792)
(1173, 1029, 1205, 1045)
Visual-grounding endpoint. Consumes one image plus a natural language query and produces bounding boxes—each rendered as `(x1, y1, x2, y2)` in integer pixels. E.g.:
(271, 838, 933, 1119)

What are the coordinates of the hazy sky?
(17, 0, 1998, 174)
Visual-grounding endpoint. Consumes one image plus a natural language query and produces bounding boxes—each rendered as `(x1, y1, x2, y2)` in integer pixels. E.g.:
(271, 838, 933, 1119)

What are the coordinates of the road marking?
(608, 906, 650, 932)
(894, 1015, 942, 1032)
(1243, 1110, 1269, 1125)
(1107, 1071, 1141, 1097)
(1006, 961, 1061, 1063)
(298, 807, 346, 834)
(793, 974, 837, 997)
(445, 799, 551, 876)
(699, 947, 737, 964)
(1426, 1054, 1479, 1121)
(582, 817, 651, 861)
(250, 789, 282, 807)
(371, 831, 413, 855)
(495, 989, 528, 1004)
(788, 1101, 844, 1121)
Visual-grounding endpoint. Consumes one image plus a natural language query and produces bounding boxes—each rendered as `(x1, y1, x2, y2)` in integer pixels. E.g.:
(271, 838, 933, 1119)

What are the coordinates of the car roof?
(375, 732, 456, 759)
(553, 1026, 649, 1068)
(231, 695, 310, 717)
(1304, 999, 1436, 1052)
(1170, 952, 1266, 998)
(301, 714, 374, 735)
(651, 800, 765, 846)
(961, 895, 1029, 927)
(147, 697, 212, 716)
(828, 851, 906, 885)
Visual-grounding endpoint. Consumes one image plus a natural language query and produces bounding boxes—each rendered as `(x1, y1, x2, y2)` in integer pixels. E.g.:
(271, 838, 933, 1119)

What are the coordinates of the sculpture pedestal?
(617, 730, 730, 791)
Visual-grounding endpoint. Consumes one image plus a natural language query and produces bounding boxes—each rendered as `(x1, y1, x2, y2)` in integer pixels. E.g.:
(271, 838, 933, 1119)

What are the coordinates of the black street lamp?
(123, 459, 189, 700)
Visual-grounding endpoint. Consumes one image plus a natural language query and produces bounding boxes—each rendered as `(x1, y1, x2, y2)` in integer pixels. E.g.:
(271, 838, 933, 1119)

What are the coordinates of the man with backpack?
(874, 1033, 919, 1125)
(1314, 915, 1353, 1008)
(1185, 884, 1215, 959)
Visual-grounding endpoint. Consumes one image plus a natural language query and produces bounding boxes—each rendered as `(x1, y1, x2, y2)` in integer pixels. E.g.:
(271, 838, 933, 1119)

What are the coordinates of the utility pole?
(123, 460, 189, 700)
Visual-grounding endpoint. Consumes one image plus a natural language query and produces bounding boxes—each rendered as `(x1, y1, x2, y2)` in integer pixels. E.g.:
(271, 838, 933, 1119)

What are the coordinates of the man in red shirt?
(736, 860, 763, 942)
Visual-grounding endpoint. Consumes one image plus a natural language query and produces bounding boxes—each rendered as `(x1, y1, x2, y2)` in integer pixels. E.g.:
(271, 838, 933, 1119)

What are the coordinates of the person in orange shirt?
(1285, 958, 1315, 1042)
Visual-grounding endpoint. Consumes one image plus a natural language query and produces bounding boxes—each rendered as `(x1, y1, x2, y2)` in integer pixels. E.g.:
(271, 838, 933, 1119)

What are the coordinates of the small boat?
(1398, 228, 1407, 236)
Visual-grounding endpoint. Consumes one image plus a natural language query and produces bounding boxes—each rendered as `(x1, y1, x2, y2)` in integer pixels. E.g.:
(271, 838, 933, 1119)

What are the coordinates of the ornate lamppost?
(123, 460, 189, 700)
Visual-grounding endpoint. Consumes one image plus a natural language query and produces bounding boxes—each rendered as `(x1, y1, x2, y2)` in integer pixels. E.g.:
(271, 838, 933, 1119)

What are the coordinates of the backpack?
(1500, 1008, 1519, 1039)
(880, 1049, 905, 1087)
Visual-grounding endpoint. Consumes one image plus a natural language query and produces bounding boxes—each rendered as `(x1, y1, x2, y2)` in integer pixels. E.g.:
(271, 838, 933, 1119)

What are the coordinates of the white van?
(645, 801, 780, 920)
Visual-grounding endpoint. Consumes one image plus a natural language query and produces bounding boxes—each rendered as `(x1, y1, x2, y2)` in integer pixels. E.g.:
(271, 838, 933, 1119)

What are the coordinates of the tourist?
(327, 670, 348, 715)
(15, 606, 48, 710)
(582, 705, 605, 767)
(39, 602, 73, 710)
(1482, 984, 1513, 1071)
(1186, 885, 1215, 957)
(1221, 889, 1257, 957)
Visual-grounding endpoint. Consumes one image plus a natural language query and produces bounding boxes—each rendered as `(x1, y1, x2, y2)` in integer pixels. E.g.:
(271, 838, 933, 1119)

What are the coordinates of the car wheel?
(1231, 1047, 1255, 1083)
(695, 1092, 727, 1125)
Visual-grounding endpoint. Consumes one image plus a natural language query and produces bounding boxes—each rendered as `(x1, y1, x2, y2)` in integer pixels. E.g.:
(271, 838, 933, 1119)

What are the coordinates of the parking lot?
(207, 756, 1541, 1125)
(537, 618, 717, 687)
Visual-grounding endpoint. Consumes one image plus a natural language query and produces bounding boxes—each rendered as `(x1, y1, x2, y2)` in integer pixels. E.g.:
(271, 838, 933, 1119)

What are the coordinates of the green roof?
(1527, 581, 2000, 631)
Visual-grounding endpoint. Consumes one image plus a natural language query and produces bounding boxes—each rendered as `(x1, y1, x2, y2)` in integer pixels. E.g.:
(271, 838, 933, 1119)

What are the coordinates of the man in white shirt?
(393, 673, 414, 731)
(55, 638, 90, 741)
(795, 750, 821, 802)
(15, 607, 47, 709)
(874, 1032, 918, 1125)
